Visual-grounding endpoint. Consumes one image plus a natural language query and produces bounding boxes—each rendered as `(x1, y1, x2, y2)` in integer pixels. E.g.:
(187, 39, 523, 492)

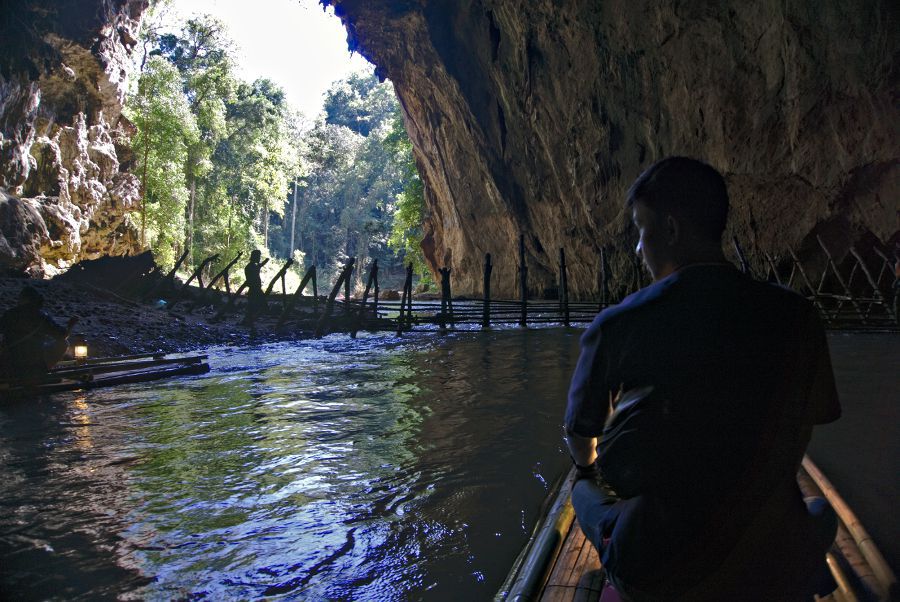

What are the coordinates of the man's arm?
(564, 429, 597, 467)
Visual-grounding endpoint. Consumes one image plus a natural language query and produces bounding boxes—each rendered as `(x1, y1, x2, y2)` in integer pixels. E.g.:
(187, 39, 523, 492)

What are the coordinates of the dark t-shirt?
(566, 264, 840, 598)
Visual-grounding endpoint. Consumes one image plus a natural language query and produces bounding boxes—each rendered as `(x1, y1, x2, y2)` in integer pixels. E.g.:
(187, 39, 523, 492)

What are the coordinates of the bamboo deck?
(540, 517, 605, 602)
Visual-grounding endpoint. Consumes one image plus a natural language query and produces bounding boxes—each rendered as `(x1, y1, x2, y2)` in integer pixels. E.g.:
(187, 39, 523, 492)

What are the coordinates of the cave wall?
(0, 0, 146, 277)
(330, 0, 898, 297)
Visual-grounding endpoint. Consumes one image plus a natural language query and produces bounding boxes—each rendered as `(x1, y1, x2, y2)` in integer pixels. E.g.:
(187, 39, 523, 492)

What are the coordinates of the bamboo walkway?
(163, 233, 898, 336)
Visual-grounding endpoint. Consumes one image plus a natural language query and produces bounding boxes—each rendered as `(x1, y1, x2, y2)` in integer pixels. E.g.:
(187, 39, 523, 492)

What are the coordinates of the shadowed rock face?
(0, 0, 145, 277)
(329, 0, 898, 297)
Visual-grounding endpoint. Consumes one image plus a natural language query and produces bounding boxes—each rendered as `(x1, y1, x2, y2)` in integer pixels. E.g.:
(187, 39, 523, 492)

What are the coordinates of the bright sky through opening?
(159, 0, 373, 118)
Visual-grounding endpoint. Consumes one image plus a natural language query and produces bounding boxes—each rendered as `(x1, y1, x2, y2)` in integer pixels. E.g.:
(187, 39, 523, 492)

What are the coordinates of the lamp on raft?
(71, 336, 89, 363)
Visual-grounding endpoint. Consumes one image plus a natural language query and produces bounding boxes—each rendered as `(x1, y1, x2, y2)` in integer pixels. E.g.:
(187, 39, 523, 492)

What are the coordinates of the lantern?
(71, 336, 88, 363)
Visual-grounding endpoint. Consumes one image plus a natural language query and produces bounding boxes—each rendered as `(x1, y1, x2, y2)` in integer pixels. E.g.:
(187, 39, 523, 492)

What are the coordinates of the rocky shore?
(0, 274, 284, 358)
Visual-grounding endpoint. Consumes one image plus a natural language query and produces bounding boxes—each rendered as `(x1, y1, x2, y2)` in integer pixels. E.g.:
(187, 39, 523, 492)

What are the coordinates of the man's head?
(626, 157, 729, 280)
(19, 285, 43, 308)
(250, 249, 261, 263)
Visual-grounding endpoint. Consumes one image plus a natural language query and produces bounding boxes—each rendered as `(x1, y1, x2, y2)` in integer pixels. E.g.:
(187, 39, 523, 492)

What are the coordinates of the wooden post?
(351, 259, 378, 338)
(405, 263, 414, 327)
(849, 246, 896, 322)
(265, 259, 294, 295)
(519, 234, 528, 327)
(397, 263, 413, 336)
(343, 261, 353, 314)
(559, 248, 570, 327)
(171, 254, 219, 309)
(438, 267, 453, 331)
(372, 266, 379, 328)
(315, 258, 355, 338)
(312, 265, 319, 314)
(276, 264, 317, 329)
(817, 235, 865, 323)
(788, 248, 829, 322)
(482, 253, 492, 328)
(206, 253, 243, 292)
(165, 248, 190, 281)
(732, 236, 753, 276)
(762, 251, 784, 285)
(183, 254, 219, 289)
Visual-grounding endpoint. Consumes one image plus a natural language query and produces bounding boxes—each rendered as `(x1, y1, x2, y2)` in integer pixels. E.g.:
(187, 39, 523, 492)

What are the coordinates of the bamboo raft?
(497, 457, 897, 602)
(0, 352, 210, 397)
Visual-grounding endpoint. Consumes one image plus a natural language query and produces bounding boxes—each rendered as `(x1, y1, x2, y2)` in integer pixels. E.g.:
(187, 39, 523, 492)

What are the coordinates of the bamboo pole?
(802, 456, 897, 601)
(559, 248, 570, 327)
(344, 260, 353, 313)
(351, 260, 377, 338)
(206, 252, 243, 292)
(732, 236, 753, 276)
(762, 251, 784, 286)
(482, 253, 493, 328)
(265, 259, 294, 295)
(817, 236, 866, 323)
(519, 234, 528, 327)
(849, 246, 895, 322)
(372, 266, 379, 328)
(315, 258, 354, 338)
(165, 249, 191, 282)
(405, 263, 414, 328)
(312, 265, 319, 314)
(276, 264, 317, 329)
(439, 267, 453, 331)
(397, 263, 413, 336)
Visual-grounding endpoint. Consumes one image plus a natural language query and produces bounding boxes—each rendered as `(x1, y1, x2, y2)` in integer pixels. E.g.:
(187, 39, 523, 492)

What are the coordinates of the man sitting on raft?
(564, 157, 840, 601)
(0, 286, 77, 379)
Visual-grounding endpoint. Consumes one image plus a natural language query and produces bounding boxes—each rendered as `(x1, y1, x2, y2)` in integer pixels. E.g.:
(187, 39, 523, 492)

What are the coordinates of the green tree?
(153, 16, 237, 266)
(383, 105, 428, 279)
(126, 55, 199, 268)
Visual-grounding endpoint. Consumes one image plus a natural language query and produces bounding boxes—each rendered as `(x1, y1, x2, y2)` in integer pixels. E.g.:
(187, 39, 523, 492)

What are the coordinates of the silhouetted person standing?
(0, 286, 77, 379)
(564, 157, 840, 600)
(242, 250, 265, 325)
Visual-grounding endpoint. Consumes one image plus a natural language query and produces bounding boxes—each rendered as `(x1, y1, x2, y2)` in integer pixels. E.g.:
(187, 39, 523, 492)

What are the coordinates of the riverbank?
(0, 276, 269, 357)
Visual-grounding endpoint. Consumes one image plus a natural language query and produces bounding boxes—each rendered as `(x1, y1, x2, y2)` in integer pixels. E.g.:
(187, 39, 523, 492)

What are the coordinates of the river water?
(1, 330, 895, 601)
(0, 330, 578, 601)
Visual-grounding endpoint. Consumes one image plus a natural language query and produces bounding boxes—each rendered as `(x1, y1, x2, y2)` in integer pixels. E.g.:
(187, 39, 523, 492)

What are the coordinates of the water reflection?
(0, 331, 579, 600)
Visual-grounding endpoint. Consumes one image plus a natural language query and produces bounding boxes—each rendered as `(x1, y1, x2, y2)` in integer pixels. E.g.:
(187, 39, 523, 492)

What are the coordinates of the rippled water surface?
(0, 330, 579, 600)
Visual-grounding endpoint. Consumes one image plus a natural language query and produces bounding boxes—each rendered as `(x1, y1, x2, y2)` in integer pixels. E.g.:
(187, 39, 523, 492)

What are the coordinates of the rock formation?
(0, 0, 146, 277)
(329, 0, 898, 297)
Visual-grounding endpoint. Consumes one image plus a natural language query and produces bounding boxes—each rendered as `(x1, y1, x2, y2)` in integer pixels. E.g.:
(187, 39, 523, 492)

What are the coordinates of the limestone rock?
(0, 0, 146, 276)
(330, 0, 899, 297)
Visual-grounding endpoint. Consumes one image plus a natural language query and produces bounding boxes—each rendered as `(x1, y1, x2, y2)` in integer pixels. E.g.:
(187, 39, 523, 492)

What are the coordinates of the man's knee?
(572, 479, 618, 552)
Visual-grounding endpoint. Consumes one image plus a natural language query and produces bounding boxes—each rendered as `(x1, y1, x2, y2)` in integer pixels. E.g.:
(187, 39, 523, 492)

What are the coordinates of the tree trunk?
(140, 128, 150, 248)
(186, 175, 196, 266)
(290, 179, 298, 255)
(262, 203, 269, 249)
(227, 196, 234, 249)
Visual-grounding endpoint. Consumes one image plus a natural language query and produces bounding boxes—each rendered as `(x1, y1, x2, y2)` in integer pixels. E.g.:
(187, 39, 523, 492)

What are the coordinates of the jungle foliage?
(126, 12, 428, 290)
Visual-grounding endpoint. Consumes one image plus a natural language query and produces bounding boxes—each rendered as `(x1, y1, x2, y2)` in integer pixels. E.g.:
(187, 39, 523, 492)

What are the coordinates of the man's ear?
(665, 214, 680, 245)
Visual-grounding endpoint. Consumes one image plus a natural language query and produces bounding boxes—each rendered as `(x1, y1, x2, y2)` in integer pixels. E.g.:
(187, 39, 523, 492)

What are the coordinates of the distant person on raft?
(0, 286, 78, 379)
(563, 157, 841, 601)
(242, 249, 265, 325)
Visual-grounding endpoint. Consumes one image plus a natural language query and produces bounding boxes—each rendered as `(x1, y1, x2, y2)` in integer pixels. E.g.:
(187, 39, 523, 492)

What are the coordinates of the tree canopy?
(126, 12, 428, 291)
